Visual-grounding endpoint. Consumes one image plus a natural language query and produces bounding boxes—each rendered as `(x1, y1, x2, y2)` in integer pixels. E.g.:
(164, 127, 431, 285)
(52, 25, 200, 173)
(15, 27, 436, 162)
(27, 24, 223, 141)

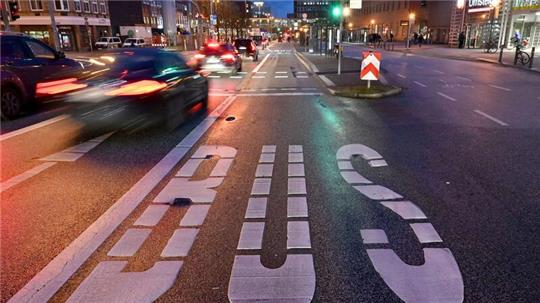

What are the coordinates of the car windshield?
(98, 37, 109, 42)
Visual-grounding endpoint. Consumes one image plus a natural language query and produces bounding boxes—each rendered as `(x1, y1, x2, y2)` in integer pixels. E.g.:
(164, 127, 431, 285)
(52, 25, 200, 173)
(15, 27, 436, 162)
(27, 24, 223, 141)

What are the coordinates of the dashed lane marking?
(274, 75, 289, 78)
(297, 76, 309, 78)
(208, 75, 221, 78)
(252, 76, 266, 79)
(397, 73, 406, 78)
(252, 54, 270, 74)
(245, 198, 267, 219)
(319, 75, 336, 87)
(457, 76, 471, 81)
(180, 205, 211, 227)
(409, 223, 443, 243)
(251, 178, 272, 195)
(437, 92, 457, 102)
(432, 69, 445, 74)
(255, 164, 274, 177)
(281, 88, 296, 91)
(489, 84, 512, 91)
(287, 197, 308, 218)
(230, 76, 243, 79)
(255, 71, 267, 74)
(275, 71, 288, 74)
(107, 229, 151, 257)
(287, 222, 311, 249)
(0, 162, 57, 193)
(237, 222, 265, 250)
(473, 109, 509, 126)
(134, 205, 170, 227)
(9, 95, 238, 303)
(0, 114, 68, 142)
(161, 229, 199, 257)
(413, 81, 427, 88)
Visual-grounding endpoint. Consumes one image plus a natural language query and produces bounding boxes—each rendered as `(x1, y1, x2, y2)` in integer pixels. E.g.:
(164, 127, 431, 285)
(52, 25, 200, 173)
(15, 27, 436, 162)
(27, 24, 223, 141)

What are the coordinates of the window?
(29, 0, 43, 11)
(99, 1, 106, 14)
(1, 39, 28, 59)
(55, 0, 69, 11)
(91, 0, 98, 13)
(83, 0, 90, 12)
(25, 39, 56, 59)
(74, 0, 81, 11)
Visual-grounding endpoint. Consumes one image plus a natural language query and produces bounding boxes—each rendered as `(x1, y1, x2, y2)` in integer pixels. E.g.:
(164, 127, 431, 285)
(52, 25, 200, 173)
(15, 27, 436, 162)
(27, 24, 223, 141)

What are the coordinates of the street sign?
(350, 0, 362, 9)
(210, 14, 217, 25)
(360, 51, 381, 81)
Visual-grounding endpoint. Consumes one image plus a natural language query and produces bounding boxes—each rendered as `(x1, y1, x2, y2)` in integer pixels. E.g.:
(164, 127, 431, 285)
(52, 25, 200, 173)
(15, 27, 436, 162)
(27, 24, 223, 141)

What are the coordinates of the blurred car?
(1, 32, 83, 119)
(66, 48, 208, 131)
(95, 37, 122, 49)
(122, 38, 147, 48)
(194, 42, 242, 73)
(233, 39, 259, 61)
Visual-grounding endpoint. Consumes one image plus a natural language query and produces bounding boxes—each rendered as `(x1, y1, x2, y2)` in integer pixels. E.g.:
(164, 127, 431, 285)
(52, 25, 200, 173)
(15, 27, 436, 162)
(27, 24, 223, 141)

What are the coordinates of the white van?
(122, 38, 147, 48)
(95, 37, 122, 49)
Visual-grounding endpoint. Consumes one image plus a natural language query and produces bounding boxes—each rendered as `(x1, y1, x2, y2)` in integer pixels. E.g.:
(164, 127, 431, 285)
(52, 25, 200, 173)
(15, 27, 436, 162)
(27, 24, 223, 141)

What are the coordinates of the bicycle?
(484, 39, 498, 53)
(515, 46, 531, 65)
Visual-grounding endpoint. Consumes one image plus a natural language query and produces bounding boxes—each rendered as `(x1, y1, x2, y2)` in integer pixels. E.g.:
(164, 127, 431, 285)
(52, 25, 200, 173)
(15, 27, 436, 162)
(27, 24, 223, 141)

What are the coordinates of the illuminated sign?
(468, 0, 492, 7)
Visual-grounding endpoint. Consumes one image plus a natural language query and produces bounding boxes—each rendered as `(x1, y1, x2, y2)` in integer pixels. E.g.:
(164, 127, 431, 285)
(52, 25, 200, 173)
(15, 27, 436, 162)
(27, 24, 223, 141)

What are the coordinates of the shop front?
(508, 0, 540, 48)
(464, 1, 502, 48)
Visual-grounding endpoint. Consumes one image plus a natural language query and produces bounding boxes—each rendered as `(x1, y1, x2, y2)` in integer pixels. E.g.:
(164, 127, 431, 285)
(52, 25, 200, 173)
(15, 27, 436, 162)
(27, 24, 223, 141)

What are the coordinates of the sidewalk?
(342, 42, 540, 73)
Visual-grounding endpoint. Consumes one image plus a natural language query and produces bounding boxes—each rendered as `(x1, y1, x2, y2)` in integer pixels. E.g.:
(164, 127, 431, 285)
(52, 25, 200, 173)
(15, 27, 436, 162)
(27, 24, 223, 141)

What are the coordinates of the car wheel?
(237, 63, 242, 72)
(1, 86, 22, 120)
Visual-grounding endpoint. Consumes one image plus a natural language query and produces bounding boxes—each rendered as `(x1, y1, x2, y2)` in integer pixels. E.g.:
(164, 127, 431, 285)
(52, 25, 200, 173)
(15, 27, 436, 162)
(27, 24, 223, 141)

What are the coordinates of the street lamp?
(407, 13, 415, 49)
(254, 2, 264, 18)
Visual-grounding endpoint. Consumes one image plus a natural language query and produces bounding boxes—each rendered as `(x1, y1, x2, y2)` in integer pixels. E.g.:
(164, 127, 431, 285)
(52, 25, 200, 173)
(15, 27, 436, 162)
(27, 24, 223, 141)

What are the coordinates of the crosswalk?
(207, 70, 312, 80)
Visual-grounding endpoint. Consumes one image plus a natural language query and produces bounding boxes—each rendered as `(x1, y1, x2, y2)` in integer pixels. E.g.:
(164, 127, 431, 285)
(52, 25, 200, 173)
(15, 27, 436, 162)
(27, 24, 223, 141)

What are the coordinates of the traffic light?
(331, 6, 341, 18)
(9, 1, 20, 21)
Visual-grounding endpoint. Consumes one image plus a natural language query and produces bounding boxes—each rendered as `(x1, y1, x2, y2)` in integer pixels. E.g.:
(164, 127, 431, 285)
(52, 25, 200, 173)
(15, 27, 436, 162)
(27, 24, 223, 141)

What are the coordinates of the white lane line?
(281, 88, 296, 91)
(0, 162, 57, 193)
(288, 178, 307, 195)
(251, 178, 272, 195)
(353, 185, 403, 200)
(379, 201, 427, 220)
(134, 205, 169, 226)
(437, 92, 457, 102)
(175, 159, 204, 177)
(274, 76, 289, 78)
(255, 71, 267, 74)
(245, 198, 267, 219)
(275, 71, 288, 74)
(297, 71, 307, 74)
(287, 221, 311, 249)
(252, 54, 270, 74)
(288, 145, 303, 153)
(180, 205, 211, 227)
(319, 75, 336, 87)
(107, 229, 151, 257)
(340, 171, 372, 184)
(473, 109, 509, 126)
(360, 229, 389, 244)
(8, 95, 238, 303)
(161, 228, 199, 257)
(255, 164, 274, 177)
(410, 223, 443, 243)
(413, 81, 427, 88)
(237, 92, 322, 96)
(0, 114, 68, 142)
(261, 88, 276, 91)
(261, 145, 276, 153)
(433, 69, 445, 74)
(259, 153, 275, 163)
(40, 132, 114, 162)
(210, 158, 234, 177)
(241, 89, 257, 92)
(297, 76, 309, 78)
(252, 76, 266, 79)
(237, 222, 265, 250)
(287, 164, 305, 177)
(230, 76, 243, 79)
(457, 76, 471, 81)
(288, 153, 304, 163)
(489, 84, 512, 91)
(302, 88, 318, 91)
(208, 75, 221, 78)
(397, 73, 406, 78)
(287, 197, 308, 218)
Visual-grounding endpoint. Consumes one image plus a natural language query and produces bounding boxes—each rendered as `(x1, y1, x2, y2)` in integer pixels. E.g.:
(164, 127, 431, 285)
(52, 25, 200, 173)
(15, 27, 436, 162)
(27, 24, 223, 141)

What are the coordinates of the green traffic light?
(332, 6, 341, 17)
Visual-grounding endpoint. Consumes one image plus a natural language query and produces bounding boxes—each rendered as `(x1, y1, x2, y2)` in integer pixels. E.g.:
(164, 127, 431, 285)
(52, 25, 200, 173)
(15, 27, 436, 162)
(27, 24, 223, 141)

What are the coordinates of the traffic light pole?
(48, 0, 61, 51)
(337, 3, 343, 75)
(1, 7, 11, 31)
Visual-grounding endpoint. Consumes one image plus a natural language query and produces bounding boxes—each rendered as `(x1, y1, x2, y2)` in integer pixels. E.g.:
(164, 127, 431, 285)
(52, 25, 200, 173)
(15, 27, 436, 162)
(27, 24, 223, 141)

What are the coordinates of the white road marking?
(0, 162, 57, 193)
(319, 75, 336, 86)
(228, 255, 315, 302)
(245, 198, 267, 219)
(251, 178, 272, 195)
(354, 185, 403, 200)
(288, 153, 303, 163)
(255, 71, 267, 74)
(297, 71, 307, 74)
(230, 76, 243, 79)
(288, 163, 305, 177)
(275, 71, 288, 74)
(241, 88, 257, 92)
(297, 76, 309, 78)
(0, 114, 68, 142)
(410, 223, 443, 243)
(361, 229, 389, 244)
(40, 132, 114, 162)
(261, 88, 276, 91)
(176, 159, 204, 177)
(237, 222, 265, 250)
(379, 201, 427, 220)
(288, 178, 307, 195)
(255, 164, 274, 177)
(281, 88, 296, 91)
(134, 205, 170, 226)
(66, 261, 182, 303)
(210, 158, 234, 177)
(238, 72, 248, 74)
(252, 76, 266, 79)
(288, 145, 303, 153)
(366, 248, 464, 303)
(337, 160, 354, 170)
(261, 145, 276, 153)
(259, 153, 275, 163)
(473, 109, 509, 126)
(191, 145, 237, 159)
(180, 205, 211, 227)
(489, 84, 511, 91)
(287, 197, 308, 218)
(237, 92, 322, 96)
(437, 92, 457, 102)
(39, 152, 84, 162)
(368, 159, 388, 167)
(302, 87, 318, 91)
(153, 178, 224, 203)
(414, 81, 427, 88)
(208, 75, 221, 78)
(252, 54, 270, 73)
(457, 76, 471, 81)
(274, 75, 289, 78)
(161, 228, 199, 257)
(107, 229, 151, 257)
(287, 222, 311, 249)
(337, 144, 383, 161)
(9, 95, 238, 303)
(340, 171, 372, 184)
(397, 73, 406, 78)
(433, 69, 445, 74)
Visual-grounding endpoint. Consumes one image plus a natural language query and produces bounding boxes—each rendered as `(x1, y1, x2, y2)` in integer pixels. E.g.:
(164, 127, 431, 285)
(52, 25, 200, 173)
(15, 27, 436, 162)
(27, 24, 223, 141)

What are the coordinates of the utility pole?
(1, 5, 11, 31)
(338, 11, 343, 75)
(48, 1, 61, 50)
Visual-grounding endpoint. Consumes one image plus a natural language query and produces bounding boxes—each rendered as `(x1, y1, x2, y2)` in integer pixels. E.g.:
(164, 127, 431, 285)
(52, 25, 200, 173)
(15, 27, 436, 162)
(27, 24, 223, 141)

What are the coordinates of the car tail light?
(194, 54, 206, 60)
(221, 53, 235, 61)
(105, 80, 167, 96)
(208, 42, 220, 48)
(36, 78, 88, 95)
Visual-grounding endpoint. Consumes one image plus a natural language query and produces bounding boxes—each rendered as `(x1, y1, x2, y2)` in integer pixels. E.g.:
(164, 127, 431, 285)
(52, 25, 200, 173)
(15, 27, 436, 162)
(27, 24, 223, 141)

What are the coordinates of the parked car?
(233, 39, 259, 61)
(122, 38, 147, 48)
(66, 48, 208, 131)
(1, 32, 84, 119)
(194, 42, 242, 74)
(95, 37, 122, 49)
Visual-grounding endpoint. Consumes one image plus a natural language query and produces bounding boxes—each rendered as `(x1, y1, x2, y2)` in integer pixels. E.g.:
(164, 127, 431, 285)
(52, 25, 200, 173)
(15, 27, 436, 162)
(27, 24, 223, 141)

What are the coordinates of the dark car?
(233, 39, 259, 61)
(1, 32, 83, 119)
(194, 42, 242, 73)
(66, 48, 208, 131)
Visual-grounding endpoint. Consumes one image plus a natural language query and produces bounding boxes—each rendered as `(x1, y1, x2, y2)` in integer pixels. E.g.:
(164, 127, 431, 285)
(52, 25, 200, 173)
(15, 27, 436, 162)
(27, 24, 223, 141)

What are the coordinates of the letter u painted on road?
(336, 144, 464, 303)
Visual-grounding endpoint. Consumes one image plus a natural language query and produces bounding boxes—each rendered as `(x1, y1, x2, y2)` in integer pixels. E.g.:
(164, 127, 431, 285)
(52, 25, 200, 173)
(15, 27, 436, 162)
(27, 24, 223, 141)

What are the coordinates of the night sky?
(264, 0, 294, 18)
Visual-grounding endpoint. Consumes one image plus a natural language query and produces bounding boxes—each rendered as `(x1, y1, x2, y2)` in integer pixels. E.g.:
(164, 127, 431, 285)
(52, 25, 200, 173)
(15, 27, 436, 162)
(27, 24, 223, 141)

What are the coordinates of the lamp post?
(337, 4, 350, 75)
(407, 12, 415, 49)
(254, 2, 264, 18)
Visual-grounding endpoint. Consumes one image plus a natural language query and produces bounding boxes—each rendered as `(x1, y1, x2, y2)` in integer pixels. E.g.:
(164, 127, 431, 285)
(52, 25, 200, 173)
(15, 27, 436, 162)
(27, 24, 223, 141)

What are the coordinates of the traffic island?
(332, 83, 402, 99)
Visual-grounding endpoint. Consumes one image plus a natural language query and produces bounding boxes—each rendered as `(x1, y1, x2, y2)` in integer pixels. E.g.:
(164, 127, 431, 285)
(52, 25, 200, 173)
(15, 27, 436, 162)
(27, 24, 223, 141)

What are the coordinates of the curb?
(333, 86, 402, 99)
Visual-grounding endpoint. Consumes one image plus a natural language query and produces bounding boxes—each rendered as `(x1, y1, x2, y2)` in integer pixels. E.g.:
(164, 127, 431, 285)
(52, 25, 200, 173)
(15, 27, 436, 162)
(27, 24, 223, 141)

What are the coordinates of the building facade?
(294, 1, 332, 19)
(2, 0, 111, 51)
